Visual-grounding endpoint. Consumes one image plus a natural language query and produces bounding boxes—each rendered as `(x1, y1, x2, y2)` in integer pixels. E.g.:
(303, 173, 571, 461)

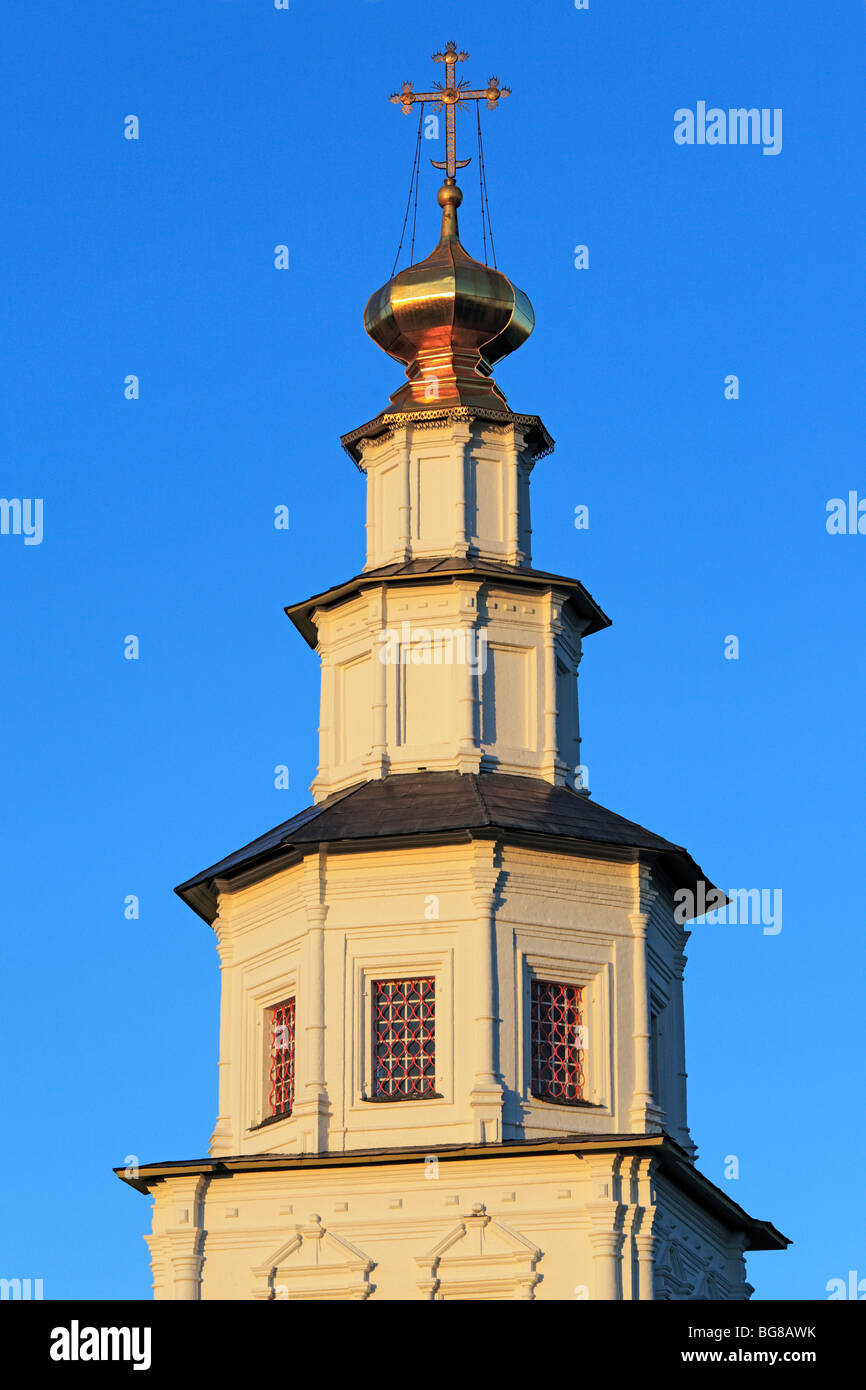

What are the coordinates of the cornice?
(113, 1134, 789, 1252)
(340, 406, 554, 468)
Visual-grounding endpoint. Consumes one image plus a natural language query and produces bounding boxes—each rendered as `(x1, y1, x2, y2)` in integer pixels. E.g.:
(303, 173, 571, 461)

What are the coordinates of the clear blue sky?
(1, 0, 863, 1301)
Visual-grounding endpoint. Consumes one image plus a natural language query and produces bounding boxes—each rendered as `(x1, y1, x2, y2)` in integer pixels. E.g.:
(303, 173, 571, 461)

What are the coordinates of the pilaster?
(468, 841, 506, 1142)
(584, 1158, 627, 1301)
(632, 1155, 660, 1300)
(456, 584, 482, 774)
(630, 865, 666, 1133)
(541, 595, 568, 785)
(312, 610, 335, 803)
(209, 891, 235, 1157)
(149, 1175, 210, 1301)
(503, 427, 521, 565)
(290, 850, 331, 1154)
(398, 432, 411, 560)
(364, 586, 389, 780)
(672, 939, 697, 1159)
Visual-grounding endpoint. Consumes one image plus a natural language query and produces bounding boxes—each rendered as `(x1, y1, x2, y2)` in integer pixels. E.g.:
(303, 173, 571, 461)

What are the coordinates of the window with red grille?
(372, 978, 436, 1100)
(268, 998, 296, 1118)
(530, 979, 585, 1103)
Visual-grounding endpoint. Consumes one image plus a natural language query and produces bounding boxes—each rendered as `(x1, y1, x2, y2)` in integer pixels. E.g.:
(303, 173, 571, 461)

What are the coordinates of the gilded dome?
(364, 179, 534, 414)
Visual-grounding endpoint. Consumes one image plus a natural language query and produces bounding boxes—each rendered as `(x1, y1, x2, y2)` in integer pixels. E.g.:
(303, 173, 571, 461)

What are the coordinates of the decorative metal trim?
(341, 407, 555, 467)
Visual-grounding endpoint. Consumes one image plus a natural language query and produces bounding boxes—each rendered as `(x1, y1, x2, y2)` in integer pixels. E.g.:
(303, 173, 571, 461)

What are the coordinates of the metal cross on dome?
(390, 40, 511, 179)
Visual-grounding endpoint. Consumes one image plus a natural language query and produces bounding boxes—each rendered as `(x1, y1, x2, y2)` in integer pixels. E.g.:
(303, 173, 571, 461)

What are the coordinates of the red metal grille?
(372, 978, 436, 1099)
(530, 979, 585, 1103)
(268, 998, 296, 1117)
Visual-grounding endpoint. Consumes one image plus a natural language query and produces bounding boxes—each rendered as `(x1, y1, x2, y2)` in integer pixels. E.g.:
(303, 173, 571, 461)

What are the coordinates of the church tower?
(119, 42, 787, 1300)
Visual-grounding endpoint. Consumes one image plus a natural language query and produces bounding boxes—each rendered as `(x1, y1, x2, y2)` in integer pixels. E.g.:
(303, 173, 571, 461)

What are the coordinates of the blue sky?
(1, 0, 863, 1300)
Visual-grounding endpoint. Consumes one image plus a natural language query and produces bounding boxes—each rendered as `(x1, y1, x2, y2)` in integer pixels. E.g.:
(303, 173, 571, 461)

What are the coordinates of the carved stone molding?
(251, 1215, 374, 1301)
(416, 1206, 542, 1300)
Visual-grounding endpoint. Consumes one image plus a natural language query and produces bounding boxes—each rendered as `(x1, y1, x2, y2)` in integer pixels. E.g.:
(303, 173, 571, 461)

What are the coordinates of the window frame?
(242, 953, 302, 1135)
(529, 977, 587, 1106)
(649, 987, 672, 1123)
(350, 948, 454, 1109)
(266, 996, 297, 1121)
(519, 950, 611, 1115)
(369, 976, 439, 1103)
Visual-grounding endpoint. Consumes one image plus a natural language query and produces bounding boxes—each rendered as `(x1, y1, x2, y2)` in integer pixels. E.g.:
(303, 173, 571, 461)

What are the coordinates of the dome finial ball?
(437, 178, 463, 210)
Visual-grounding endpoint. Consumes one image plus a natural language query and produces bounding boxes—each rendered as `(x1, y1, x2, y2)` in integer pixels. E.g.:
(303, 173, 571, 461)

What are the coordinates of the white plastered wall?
(208, 847, 691, 1161)
(145, 1149, 750, 1301)
(311, 583, 585, 799)
(359, 417, 535, 570)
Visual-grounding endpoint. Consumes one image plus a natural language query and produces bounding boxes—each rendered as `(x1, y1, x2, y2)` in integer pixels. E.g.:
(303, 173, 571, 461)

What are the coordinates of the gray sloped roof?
(285, 557, 612, 647)
(175, 771, 715, 924)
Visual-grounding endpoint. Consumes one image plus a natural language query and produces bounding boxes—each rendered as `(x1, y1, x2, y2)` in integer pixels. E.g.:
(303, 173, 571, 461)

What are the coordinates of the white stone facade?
(359, 418, 534, 570)
(126, 370, 786, 1296)
(205, 846, 690, 1159)
(310, 415, 588, 800)
(311, 578, 584, 799)
(144, 1147, 754, 1301)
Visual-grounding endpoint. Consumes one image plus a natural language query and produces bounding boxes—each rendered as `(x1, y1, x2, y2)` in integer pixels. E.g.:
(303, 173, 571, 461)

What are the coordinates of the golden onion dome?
(364, 178, 534, 414)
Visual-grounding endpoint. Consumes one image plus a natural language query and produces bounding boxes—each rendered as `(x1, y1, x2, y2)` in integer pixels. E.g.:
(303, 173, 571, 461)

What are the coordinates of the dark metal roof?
(339, 404, 555, 466)
(175, 771, 715, 925)
(285, 556, 612, 647)
(113, 1131, 789, 1251)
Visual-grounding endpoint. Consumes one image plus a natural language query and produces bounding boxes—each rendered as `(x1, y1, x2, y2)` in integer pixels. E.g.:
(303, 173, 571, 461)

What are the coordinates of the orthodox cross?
(390, 40, 510, 179)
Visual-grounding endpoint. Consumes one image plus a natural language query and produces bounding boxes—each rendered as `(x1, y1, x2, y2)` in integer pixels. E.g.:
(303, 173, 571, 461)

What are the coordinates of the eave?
(173, 771, 720, 927)
(285, 557, 612, 648)
(340, 404, 555, 467)
(114, 1132, 789, 1252)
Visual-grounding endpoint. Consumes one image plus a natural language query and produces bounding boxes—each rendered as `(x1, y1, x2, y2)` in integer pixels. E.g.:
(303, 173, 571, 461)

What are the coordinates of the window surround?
(519, 950, 611, 1114)
(243, 957, 301, 1135)
(348, 947, 454, 1109)
(649, 987, 670, 1125)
